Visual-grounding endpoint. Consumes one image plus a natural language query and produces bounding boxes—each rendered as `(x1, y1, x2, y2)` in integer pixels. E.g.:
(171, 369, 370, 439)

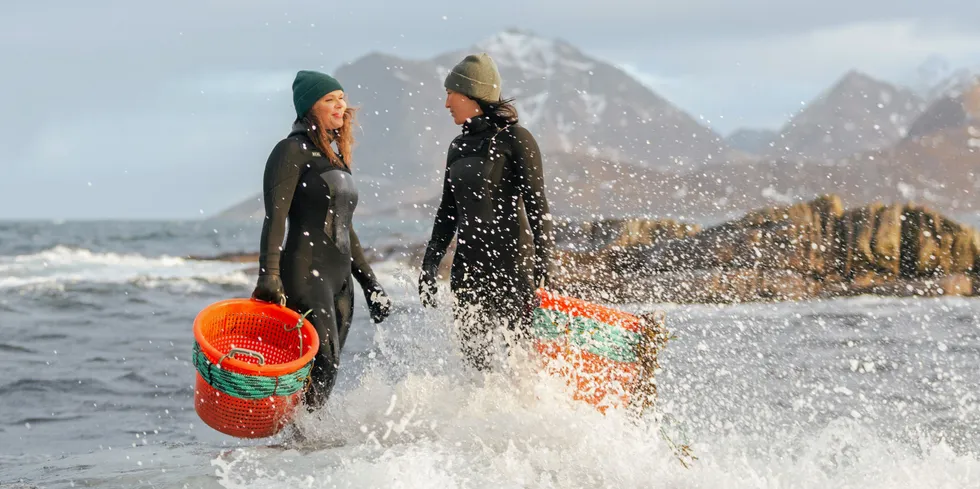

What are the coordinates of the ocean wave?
(14, 414, 89, 426)
(0, 245, 252, 291)
(0, 343, 35, 354)
(0, 377, 120, 398)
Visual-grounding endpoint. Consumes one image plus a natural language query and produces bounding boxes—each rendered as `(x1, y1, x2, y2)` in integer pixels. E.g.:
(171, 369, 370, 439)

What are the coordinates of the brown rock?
(554, 218, 699, 250)
(553, 194, 980, 304)
(608, 219, 701, 248)
(834, 202, 902, 281)
(642, 195, 845, 276)
(900, 204, 979, 277)
(939, 274, 974, 296)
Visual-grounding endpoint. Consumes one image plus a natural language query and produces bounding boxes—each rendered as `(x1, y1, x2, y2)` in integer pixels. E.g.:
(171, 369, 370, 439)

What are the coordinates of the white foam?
(0, 245, 251, 290)
(211, 368, 980, 489)
(212, 363, 679, 488)
(206, 290, 980, 489)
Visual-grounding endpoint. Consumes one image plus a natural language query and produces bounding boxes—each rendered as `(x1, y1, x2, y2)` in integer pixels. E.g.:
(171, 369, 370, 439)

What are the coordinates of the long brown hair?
(475, 96, 519, 126)
(298, 106, 358, 169)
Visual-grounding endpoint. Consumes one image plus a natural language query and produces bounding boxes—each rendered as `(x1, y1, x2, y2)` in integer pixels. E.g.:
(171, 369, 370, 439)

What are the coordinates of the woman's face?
(312, 90, 347, 130)
(445, 89, 482, 125)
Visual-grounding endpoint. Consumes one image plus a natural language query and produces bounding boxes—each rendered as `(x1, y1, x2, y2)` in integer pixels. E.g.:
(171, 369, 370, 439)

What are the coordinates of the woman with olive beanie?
(251, 70, 392, 408)
(419, 53, 554, 371)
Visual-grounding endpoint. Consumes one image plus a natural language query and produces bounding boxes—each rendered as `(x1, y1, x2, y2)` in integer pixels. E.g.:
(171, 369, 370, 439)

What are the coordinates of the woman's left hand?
(364, 283, 392, 323)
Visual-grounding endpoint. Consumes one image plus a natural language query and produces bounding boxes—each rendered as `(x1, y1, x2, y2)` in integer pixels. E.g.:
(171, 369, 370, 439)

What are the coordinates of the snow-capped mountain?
(904, 55, 980, 102)
(340, 29, 725, 189)
(769, 70, 926, 162)
(434, 30, 726, 170)
(216, 32, 977, 222)
(907, 76, 980, 140)
(219, 29, 728, 219)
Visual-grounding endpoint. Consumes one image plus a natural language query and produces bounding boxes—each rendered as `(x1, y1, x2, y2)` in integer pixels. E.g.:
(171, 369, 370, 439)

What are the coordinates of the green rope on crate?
(192, 342, 313, 400)
(532, 307, 642, 363)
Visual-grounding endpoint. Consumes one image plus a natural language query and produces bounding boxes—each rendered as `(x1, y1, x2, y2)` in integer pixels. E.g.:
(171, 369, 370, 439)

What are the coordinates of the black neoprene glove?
(252, 273, 285, 305)
(418, 268, 438, 308)
(363, 282, 392, 323)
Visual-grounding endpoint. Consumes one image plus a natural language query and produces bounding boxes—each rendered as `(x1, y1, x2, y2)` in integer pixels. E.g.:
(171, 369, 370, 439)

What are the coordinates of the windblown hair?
(297, 106, 359, 169)
(475, 96, 519, 127)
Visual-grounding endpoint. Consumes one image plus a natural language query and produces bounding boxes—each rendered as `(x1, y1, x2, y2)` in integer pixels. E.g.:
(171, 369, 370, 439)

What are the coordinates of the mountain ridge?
(216, 35, 979, 222)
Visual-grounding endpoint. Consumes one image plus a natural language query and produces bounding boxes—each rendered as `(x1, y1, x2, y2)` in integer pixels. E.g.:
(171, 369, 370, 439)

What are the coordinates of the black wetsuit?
(253, 122, 389, 408)
(420, 116, 554, 370)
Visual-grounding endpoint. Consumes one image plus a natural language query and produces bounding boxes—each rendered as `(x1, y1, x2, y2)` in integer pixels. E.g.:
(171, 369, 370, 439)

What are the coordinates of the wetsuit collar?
(290, 121, 309, 136)
(290, 120, 341, 138)
(461, 115, 495, 135)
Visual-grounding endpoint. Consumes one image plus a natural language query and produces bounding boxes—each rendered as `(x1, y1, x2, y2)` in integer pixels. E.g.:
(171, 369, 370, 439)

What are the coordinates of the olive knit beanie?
(292, 70, 344, 119)
(444, 53, 502, 102)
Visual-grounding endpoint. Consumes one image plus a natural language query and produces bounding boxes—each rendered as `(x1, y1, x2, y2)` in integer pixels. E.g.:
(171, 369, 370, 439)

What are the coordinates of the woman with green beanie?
(419, 53, 555, 371)
(251, 69, 392, 408)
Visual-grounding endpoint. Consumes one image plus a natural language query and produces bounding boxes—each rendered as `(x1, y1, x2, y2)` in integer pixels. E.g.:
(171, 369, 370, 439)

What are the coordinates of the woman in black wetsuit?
(419, 53, 554, 371)
(251, 70, 392, 408)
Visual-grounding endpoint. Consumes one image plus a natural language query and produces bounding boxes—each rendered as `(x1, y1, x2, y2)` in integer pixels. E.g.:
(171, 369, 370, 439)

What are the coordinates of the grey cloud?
(8, 1, 978, 67)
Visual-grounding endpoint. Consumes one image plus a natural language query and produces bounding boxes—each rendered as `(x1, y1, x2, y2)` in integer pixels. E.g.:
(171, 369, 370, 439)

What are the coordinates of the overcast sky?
(2, 0, 979, 220)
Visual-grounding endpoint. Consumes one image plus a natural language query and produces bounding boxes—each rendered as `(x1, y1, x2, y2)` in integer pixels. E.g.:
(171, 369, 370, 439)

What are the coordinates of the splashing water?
(205, 267, 980, 488)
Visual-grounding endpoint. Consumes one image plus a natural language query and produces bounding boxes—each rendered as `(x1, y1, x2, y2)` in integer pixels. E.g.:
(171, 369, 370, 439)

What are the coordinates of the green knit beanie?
(292, 70, 344, 119)
(444, 53, 502, 102)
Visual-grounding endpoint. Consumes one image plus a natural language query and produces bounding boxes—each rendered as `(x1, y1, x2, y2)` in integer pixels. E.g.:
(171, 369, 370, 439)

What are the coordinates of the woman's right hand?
(418, 269, 438, 308)
(252, 273, 286, 305)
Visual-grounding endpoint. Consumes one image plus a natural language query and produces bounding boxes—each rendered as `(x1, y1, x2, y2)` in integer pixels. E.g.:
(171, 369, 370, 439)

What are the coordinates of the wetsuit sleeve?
(421, 161, 458, 274)
(349, 227, 380, 287)
(509, 126, 554, 287)
(257, 138, 304, 275)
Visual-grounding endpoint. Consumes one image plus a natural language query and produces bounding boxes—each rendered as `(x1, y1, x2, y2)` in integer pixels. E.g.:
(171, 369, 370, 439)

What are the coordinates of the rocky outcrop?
(554, 218, 700, 250)
(552, 195, 980, 303)
(196, 195, 980, 304)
